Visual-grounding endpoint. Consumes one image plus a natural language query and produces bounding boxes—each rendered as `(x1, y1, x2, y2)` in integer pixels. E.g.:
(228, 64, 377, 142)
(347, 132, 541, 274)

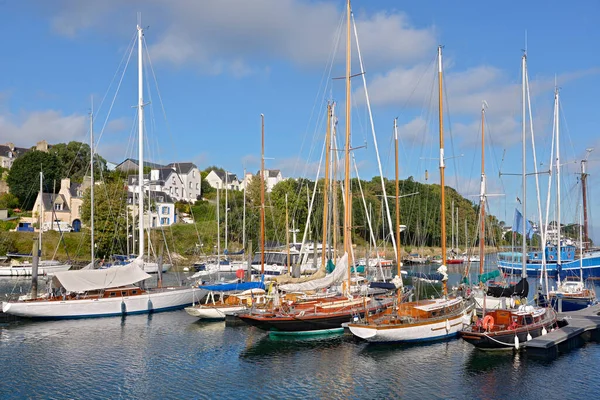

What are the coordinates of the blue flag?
(513, 209, 533, 239)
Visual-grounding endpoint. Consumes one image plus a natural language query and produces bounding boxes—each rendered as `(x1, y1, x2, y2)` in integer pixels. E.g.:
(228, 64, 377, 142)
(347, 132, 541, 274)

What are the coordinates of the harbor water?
(1, 272, 600, 399)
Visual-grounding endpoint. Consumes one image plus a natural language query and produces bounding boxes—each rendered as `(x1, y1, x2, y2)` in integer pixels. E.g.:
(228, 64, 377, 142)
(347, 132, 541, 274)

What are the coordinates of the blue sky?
(1, 0, 600, 241)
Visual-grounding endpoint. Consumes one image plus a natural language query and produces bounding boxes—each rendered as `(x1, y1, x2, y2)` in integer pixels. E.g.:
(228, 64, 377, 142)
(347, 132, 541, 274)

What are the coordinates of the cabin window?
(121, 291, 127, 296)
(523, 316, 533, 325)
(132, 290, 137, 295)
(110, 292, 116, 297)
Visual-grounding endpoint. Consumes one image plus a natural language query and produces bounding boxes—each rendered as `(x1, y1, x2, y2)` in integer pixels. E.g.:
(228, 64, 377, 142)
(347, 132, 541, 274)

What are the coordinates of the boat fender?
(542, 327, 547, 336)
(121, 301, 126, 315)
(514, 335, 520, 350)
(147, 299, 153, 312)
(482, 315, 494, 331)
(526, 332, 532, 341)
(445, 319, 451, 331)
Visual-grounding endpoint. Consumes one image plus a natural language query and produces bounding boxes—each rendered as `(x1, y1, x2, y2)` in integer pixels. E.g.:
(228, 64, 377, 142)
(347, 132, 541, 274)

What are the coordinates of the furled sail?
(278, 253, 348, 292)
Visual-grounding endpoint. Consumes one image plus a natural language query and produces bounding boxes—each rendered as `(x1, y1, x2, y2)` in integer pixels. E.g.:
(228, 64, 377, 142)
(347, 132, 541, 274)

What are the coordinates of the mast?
(394, 118, 401, 288)
(521, 52, 527, 279)
(286, 193, 290, 273)
(225, 171, 228, 251)
(479, 102, 486, 276)
(332, 126, 339, 262)
(582, 158, 589, 250)
(437, 45, 448, 296)
(137, 23, 145, 259)
(344, 0, 352, 287)
(39, 171, 43, 251)
(555, 87, 562, 264)
(451, 199, 455, 253)
(216, 184, 220, 269)
(260, 114, 265, 274)
(90, 100, 95, 264)
(321, 103, 332, 268)
(243, 167, 246, 250)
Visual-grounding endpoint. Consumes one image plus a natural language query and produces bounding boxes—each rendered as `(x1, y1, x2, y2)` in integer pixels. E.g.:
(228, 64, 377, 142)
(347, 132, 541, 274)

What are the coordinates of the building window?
(162, 206, 169, 215)
(78, 206, 82, 214)
(189, 182, 192, 189)
(161, 217, 170, 225)
(175, 188, 179, 196)
(196, 183, 199, 190)
(54, 203, 62, 211)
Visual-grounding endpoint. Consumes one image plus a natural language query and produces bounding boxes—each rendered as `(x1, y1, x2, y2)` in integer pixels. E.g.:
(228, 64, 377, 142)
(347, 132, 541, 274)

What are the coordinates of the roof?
(40, 193, 69, 212)
(152, 168, 176, 182)
(127, 174, 150, 185)
(255, 169, 281, 178)
(116, 158, 165, 170)
(0, 144, 30, 158)
(68, 182, 83, 198)
(211, 170, 238, 183)
(167, 162, 197, 174)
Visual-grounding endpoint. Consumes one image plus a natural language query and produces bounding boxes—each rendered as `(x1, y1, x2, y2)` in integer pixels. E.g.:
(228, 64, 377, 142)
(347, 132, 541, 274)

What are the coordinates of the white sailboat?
(2, 23, 199, 319)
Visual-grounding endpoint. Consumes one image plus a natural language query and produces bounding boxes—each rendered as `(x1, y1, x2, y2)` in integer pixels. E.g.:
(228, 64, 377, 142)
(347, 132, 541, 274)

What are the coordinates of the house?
(127, 190, 176, 228)
(242, 169, 284, 192)
(205, 170, 240, 191)
(31, 177, 90, 232)
(0, 142, 30, 169)
(115, 158, 165, 172)
(128, 162, 201, 203)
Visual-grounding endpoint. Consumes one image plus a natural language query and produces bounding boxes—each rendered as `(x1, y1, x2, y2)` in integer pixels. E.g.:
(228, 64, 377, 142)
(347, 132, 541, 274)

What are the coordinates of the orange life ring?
(482, 315, 495, 331)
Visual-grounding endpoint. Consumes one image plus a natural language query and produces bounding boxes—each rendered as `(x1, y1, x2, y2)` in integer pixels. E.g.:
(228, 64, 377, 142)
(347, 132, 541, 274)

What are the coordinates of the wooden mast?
(321, 103, 332, 269)
(260, 114, 265, 275)
(344, 0, 352, 288)
(479, 102, 486, 277)
(332, 124, 339, 262)
(394, 118, 402, 297)
(437, 45, 448, 296)
(286, 193, 290, 274)
(582, 158, 589, 250)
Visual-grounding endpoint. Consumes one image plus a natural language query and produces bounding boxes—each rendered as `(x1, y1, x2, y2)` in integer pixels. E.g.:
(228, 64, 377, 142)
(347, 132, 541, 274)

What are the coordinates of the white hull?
(348, 309, 474, 343)
(184, 304, 246, 320)
(2, 287, 204, 319)
(0, 262, 71, 277)
(143, 262, 172, 273)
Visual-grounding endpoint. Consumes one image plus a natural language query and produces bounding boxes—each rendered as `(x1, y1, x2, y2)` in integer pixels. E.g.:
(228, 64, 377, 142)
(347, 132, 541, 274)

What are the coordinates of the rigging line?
(95, 32, 137, 148)
(290, 10, 344, 179)
(352, 154, 385, 281)
(351, 10, 396, 258)
(94, 31, 138, 132)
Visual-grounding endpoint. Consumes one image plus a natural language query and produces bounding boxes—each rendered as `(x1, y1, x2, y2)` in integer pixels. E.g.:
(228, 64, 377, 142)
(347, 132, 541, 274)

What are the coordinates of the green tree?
(7, 150, 62, 210)
(81, 182, 129, 258)
(49, 141, 107, 183)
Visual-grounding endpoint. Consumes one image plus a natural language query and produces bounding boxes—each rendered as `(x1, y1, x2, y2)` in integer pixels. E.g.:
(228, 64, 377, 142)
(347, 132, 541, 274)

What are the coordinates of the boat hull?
(143, 263, 172, 273)
(2, 287, 203, 319)
(0, 263, 71, 277)
(460, 324, 551, 350)
(185, 304, 246, 320)
(538, 293, 596, 312)
(348, 310, 474, 343)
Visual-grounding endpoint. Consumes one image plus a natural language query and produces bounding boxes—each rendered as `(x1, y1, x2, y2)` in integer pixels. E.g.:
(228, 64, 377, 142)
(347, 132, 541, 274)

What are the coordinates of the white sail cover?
(52, 257, 151, 292)
(279, 253, 348, 292)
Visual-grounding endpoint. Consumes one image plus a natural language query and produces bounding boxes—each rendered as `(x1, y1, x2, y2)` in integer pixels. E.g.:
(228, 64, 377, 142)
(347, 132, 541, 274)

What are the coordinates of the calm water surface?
(1, 274, 600, 399)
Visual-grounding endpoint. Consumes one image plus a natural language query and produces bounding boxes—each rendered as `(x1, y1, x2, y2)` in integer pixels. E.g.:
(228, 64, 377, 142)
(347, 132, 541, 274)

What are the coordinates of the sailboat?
(1, 23, 199, 319)
(347, 46, 475, 343)
(0, 172, 72, 277)
(459, 52, 558, 350)
(239, 4, 399, 334)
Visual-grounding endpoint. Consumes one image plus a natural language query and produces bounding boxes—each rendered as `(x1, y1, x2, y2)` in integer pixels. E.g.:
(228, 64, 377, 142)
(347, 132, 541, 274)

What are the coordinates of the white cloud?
(0, 110, 87, 145)
(47, 0, 436, 76)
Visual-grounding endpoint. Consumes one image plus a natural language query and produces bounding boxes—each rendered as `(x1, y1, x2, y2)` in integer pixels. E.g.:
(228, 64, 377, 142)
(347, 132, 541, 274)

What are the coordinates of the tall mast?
(582, 158, 589, 250)
(216, 184, 220, 263)
(344, 0, 352, 286)
(137, 23, 145, 259)
(90, 99, 95, 264)
(260, 114, 265, 274)
(286, 193, 290, 273)
(225, 171, 228, 251)
(321, 103, 332, 268)
(394, 118, 401, 286)
(555, 87, 562, 264)
(438, 45, 448, 296)
(521, 52, 527, 279)
(479, 102, 486, 276)
(39, 171, 43, 250)
(332, 123, 339, 262)
(243, 167, 247, 250)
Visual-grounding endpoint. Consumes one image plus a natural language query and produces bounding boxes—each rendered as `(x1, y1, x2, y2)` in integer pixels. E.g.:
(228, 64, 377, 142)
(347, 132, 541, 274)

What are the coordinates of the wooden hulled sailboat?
(347, 46, 475, 343)
(2, 23, 198, 319)
(238, 1, 398, 335)
(459, 52, 558, 350)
